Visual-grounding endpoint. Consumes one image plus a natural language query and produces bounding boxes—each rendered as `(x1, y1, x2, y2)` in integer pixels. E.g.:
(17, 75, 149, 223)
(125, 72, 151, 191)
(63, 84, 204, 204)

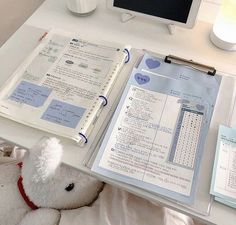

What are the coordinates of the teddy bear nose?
(65, 183, 75, 192)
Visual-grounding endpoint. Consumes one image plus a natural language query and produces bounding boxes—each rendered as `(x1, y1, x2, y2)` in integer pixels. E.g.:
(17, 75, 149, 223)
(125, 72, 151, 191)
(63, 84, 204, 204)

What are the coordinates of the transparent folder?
(83, 49, 236, 216)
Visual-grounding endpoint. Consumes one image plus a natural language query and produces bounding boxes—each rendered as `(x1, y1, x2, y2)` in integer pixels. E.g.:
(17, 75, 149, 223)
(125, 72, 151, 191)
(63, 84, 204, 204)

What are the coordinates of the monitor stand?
(120, 13, 175, 35)
(167, 24, 176, 35)
(121, 12, 135, 23)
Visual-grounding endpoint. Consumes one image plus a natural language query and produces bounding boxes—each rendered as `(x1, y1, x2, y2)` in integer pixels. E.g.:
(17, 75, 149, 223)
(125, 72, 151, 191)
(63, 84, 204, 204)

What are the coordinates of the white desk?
(0, 0, 236, 224)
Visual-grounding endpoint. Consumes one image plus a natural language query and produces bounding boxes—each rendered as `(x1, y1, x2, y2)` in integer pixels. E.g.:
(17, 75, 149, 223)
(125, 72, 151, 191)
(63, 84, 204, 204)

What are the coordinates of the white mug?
(66, 0, 98, 15)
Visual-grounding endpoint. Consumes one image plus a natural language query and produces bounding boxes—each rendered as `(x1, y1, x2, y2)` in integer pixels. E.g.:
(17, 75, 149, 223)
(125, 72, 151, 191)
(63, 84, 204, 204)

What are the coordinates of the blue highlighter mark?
(9, 81, 51, 107)
(41, 100, 86, 128)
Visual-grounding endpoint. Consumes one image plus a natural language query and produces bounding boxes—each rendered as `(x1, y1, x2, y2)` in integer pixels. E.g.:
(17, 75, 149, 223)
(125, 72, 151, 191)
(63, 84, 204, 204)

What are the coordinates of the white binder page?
(0, 29, 129, 143)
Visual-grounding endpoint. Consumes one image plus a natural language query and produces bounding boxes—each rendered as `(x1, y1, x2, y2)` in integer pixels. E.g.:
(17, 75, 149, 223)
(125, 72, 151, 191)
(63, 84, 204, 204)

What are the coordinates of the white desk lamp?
(210, 0, 236, 51)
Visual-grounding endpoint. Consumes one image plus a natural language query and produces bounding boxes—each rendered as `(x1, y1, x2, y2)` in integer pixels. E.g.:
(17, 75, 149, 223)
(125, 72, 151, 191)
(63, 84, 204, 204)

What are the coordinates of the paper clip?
(38, 32, 48, 42)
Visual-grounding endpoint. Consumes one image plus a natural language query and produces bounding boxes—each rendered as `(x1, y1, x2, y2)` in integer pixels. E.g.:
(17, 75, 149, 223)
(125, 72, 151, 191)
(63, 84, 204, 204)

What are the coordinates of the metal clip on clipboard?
(164, 55, 216, 76)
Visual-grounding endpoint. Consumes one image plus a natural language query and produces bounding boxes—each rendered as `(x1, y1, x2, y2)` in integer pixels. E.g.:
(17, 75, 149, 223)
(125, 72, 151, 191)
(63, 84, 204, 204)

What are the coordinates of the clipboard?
(83, 49, 236, 216)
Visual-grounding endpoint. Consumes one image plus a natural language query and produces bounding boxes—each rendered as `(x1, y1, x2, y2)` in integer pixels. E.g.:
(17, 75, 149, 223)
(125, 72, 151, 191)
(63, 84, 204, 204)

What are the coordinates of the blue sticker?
(9, 81, 51, 107)
(145, 58, 161, 69)
(196, 104, 205, 111)
(134, 73, 150, 85)
(41, 100, 86, 128)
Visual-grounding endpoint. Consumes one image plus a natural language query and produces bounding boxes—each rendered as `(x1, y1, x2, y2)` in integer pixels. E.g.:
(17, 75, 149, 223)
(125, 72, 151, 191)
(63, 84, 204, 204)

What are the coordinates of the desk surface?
(0, 0, 236, 224)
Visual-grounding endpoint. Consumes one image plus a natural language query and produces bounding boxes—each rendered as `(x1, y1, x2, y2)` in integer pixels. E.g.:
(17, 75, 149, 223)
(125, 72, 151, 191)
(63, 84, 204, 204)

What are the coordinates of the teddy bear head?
(20, 137, 103, 210)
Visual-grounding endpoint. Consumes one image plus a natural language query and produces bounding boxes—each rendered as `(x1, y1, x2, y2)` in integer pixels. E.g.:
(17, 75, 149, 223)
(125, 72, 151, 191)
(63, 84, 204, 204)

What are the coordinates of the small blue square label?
(41, 99, 86, 128)
(9, 81, 52, 107)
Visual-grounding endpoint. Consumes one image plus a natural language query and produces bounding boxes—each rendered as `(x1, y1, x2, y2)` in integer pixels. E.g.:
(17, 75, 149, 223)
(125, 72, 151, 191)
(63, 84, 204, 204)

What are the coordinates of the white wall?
(199, 0, 221, 23)
(0, 0, 222, 47)
(0, 0, 44, 46)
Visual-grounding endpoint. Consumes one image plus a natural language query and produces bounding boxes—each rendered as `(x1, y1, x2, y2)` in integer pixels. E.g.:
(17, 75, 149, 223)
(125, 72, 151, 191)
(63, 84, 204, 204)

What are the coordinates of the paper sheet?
(210, 125, 236, 207)
(92, 53, 221, 204)
(0, 29, 129, 142)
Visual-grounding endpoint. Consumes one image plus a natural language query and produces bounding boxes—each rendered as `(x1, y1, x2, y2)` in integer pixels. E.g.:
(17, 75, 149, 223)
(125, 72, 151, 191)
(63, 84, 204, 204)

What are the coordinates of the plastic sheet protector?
(92, 53, 221, 205)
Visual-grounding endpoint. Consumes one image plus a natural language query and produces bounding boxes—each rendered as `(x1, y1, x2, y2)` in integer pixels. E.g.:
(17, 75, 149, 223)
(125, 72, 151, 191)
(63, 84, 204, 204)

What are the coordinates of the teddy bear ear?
(27, 137, 63, 182)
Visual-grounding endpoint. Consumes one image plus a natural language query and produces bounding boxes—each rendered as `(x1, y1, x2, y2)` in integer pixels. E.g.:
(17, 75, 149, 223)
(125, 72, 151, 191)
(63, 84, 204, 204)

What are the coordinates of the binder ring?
(123, 48, 130, 63)
(79, 132, 88, 144)
(99, 95, 108, 106)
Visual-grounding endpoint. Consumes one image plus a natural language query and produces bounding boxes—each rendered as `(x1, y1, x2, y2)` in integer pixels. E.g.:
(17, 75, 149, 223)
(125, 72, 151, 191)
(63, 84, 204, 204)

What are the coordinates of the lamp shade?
(210, 0, 236, 51)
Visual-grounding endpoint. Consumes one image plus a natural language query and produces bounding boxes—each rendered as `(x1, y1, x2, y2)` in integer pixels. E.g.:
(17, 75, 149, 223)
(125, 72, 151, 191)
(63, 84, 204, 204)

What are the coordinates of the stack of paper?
(210, 125, 236, 208)
(92, 53, 222, 204)
(0, 29, 130, 145)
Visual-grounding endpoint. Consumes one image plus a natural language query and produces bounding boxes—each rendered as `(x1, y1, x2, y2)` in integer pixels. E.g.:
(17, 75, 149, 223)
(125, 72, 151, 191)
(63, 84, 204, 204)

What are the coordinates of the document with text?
(0, 29, 130, 144)
(92, 53, 221, 204)
(210, 125, 236, 208)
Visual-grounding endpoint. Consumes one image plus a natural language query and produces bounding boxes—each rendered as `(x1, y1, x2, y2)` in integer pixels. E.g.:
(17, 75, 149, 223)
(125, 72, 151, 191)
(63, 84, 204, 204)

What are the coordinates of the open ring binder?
(99, 95, 108, 106)
(79, 132, 88, 144)
(164, 55, 216, 76)
(123, 48, 130, 63)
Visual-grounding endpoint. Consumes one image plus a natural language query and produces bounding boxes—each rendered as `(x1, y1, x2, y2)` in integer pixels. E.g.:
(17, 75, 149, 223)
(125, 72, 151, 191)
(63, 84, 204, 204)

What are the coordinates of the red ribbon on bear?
(17, 162, 39, 210)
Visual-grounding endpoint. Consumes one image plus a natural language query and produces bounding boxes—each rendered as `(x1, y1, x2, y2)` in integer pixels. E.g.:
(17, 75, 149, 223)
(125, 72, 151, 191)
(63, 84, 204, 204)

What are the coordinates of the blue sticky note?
(41, 100, 86, 128)
(9, 81, 51, 107)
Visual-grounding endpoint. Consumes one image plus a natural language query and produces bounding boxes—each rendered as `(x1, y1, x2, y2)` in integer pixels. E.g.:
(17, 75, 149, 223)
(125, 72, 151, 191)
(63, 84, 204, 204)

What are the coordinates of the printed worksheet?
(210, 125, 236, 208)
(92, 60, 221, 204)
(0, 29, 129, 143)
(98, 85, 198, 196)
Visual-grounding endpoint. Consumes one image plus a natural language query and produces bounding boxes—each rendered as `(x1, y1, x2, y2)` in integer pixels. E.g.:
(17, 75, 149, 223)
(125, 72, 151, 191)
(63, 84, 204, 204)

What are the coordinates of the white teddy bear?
(0, 137, 103, 225)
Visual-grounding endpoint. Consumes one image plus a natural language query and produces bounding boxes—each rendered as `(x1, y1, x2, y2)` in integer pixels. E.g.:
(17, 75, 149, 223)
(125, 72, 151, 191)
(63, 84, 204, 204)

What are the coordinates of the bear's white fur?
(0, 137, 103, 225)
